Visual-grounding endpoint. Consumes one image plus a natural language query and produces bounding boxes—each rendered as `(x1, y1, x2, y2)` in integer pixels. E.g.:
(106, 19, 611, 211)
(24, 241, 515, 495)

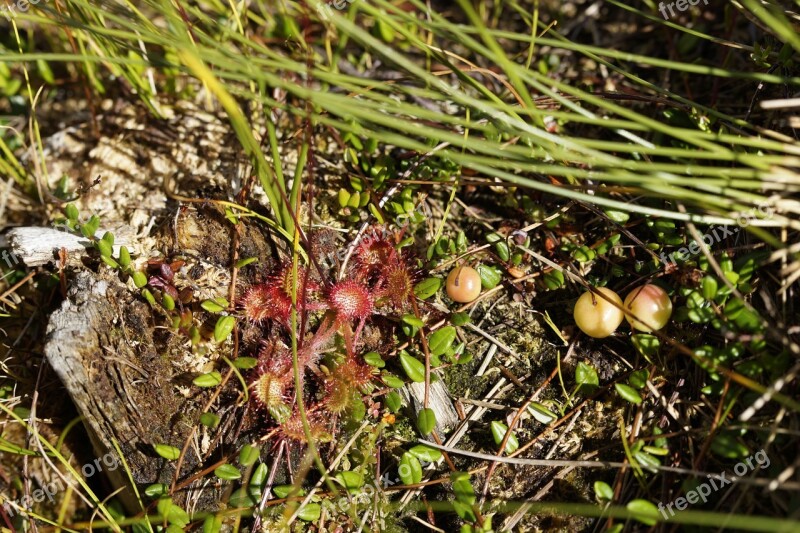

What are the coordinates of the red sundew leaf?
(147, 276, 168, 290)
(159, 263, 174, 282)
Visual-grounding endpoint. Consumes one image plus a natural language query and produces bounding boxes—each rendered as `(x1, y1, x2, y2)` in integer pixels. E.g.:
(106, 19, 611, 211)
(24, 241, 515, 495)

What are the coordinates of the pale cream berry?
(573, 287, 624, 338)
(623, 284, 672, 332)
(446, 266, 482, 303)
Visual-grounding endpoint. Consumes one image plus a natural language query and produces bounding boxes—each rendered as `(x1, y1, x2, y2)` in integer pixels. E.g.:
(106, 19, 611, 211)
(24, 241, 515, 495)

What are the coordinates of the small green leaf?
(451, 471, 476, 505)
(234, 257, 257, 268)
(162, 293, 175, 311)
(631, 334, 660, 359)
(701, 276, 718, 300)
(417, 408, 436, 435)
(604, 209, 630, 224)
(724, 270, 740, 284)
(367, 203, 385, 224)
(297, 503, 321, 522)
(633, 449, 661, 470)
(251, 463, 268, 487)
(456, 352, 473, 365)
(338, 188, 351, 208)
(239, 444, 260, 466)
(494, 241, 510, 261)
(229, 486, 260, 508)
(542, 269, 565, 290)
(144, 483, 168, 497)
(527, 402, 557, 424)
(201, 298, 229, 313)
(686, 291, 706, 309)
(64, 203, 79, 221)
(101, 255, 120, 269)
(381, 372, 405, 388)
(214, 316, 236, 343)
(456, 231, 467, 250)
(485, 232, 502, 244)
(720, 252, 733, 273)
(643, 445, 669, 456)
(628, 369, 649, 390)
(165, 503, 190, 527)
(594, 481, 614, 501)
(154, 444, 181, 461)
(596, 233, 621, 255)
(626, 499, 659, 526)
(401, 314, 424, 328)
(132, 271, 148, 288)
(214, 464, 241, 481)
(347, 191, 361, 209)
(575, 362, 599, 390)
(400, 352, 425, 383)
(476, 264, 502, 290)
(724, 298, 763, 332)
(452, 500, 476, 522)
(203, 515, 223, 533)
(223, 207, 239, 225)
(385, 391, 402, 412)
(395, 235, 414, 250)
(199, 413, 220, 428)
(193, 371, 222, 388)
(95, 238, 112, 258)
(102, 231, 115, 246)
(490, 421, 519, 453)
(398, 452, 422, 485)
(272, 485, 303, 498)
(363, 351, 385, 368)
(615, 383, 642, 404)
(349, 397, 366, 422)
(118, 246, 131, 268)
(450, 312, 471, 326)
(335, 471, 364, 493)
(710, 433, 749, 459)
(166, 519, 186, 533)
(428, 326, 456, 357)
(156, 497, 173, 519)
(141, 288, 156, 306)
(233, 357, 258, 370)
(408, 444, 442, 464)
(374, 17, 396, 42)
(571, 245, 596, 263)
(413, 277, 441, 299)
(81, 215, 100, 239)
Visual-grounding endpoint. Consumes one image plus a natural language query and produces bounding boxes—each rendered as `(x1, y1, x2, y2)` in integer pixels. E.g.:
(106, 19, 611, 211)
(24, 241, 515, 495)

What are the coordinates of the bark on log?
(43, 269, 232, 513)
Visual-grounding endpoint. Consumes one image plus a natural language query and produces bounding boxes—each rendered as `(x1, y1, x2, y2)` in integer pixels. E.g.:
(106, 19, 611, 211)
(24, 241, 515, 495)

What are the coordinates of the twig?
(417, 440, 800, 489)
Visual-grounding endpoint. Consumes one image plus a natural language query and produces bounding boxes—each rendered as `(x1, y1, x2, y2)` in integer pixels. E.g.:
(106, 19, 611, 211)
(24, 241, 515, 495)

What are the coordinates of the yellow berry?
(446, 266, 482, 303)
(623, 284, 672, 332)
(573, 287, 624, 338)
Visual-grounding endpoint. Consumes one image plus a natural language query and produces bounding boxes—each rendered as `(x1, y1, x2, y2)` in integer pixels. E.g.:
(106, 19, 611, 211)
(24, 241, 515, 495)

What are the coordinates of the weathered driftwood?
(399, 376, 460, 435)
(15, 102, 276, 516)
(38, 202, 279, 515)
(43, 269, 233, 512)
(4, 226, 134, 267)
